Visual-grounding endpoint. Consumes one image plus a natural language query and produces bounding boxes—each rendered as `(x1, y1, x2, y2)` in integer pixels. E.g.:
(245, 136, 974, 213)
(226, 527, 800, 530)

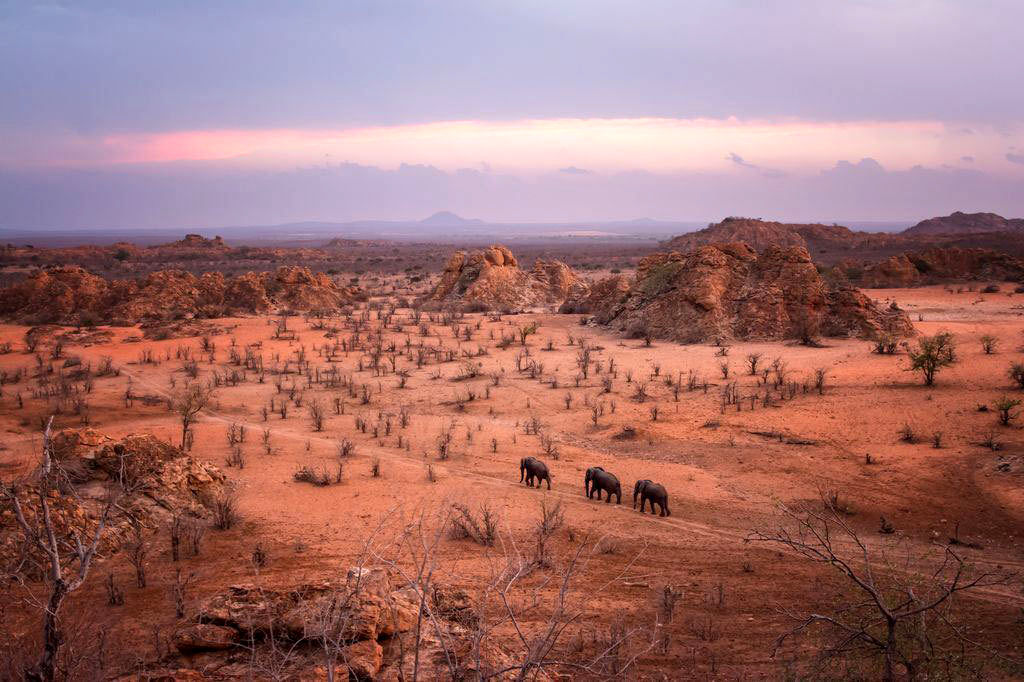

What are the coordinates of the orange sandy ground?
(1, 284, 1023, 678)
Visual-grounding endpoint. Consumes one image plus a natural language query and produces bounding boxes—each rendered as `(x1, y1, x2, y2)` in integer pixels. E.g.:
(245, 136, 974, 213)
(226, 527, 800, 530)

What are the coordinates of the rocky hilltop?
(663, 214, 1024, 274)
(902, 211, 1024, 237)
(425, 245, 589, 311)
(562, 243, 913, 343)
(663, 217, 901, 258)
(0, 265, 357, 326)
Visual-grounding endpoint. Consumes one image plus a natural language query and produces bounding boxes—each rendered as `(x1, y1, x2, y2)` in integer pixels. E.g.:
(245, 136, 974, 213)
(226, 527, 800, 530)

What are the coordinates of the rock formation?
(426, 244, 589, 311)
(902, 211, 1024, 237)
(50, 428, 228, 519)
(561, 242, 914, 343)
(1, 429, 229, 571)
(0, 265, 358, 326)
(166, 567, 512, 679)
(836, 247, 1024, 287)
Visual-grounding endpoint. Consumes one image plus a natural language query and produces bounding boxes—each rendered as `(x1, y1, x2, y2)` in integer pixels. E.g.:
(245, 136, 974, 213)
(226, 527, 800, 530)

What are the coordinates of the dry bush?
(212, 491, 240, 530)
(994, 395, 1022, 425)
(898, 423, 919, 444)
(1009, 361, 1024, 388)
(448, 503, 498, 546)
(749, 495, 1017, 679)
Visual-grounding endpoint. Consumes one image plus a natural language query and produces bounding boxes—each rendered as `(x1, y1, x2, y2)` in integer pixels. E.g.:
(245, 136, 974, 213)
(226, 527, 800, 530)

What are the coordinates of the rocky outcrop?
(169, 567, 512, 680)
(0, 265, 358, 326)
(838, 247, 1024, 287)
(163, 234, 228, 249)
(426, 244, 588, 311)
(50, 429, 228, 519)
(563, 242, 914, 343)
(902, 211, 1024, 237)
(1, 429, 229, 575)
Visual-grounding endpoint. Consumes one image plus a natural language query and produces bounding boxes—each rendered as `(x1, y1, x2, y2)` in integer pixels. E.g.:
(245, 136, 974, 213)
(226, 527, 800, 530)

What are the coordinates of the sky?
(2, 0, 1024, 229)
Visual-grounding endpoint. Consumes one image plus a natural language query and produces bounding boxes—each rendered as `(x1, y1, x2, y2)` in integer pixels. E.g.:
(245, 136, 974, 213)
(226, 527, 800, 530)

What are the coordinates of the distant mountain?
(419, 211, 484, 226)
(902, 211, 1024, 236)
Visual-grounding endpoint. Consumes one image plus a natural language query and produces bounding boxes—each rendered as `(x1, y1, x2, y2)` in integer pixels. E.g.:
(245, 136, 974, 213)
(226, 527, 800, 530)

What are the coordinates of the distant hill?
(419, 211, 484, 226)
(661, 215, 1024, 273)
(662, 217, 900, 258)
(902, 211, 1024, 236)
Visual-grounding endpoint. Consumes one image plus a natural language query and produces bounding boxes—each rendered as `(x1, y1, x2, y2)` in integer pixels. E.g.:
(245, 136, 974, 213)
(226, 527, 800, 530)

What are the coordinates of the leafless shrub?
(631, 382, 649, 403)
(898, 423, 918, 443)
(212, 491, 240, 530)
(309, 399, 325, 431)
(105, 573, 125, 606)
(533, 500, 565, 567)
(749, 495, 1016, 679)
(448, 503, 498, 546)
(171, 568, 195, 618)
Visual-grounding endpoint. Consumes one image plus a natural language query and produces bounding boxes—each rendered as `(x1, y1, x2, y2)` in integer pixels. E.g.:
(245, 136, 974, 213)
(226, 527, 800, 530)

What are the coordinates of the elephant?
(586, 468, 621, 504)
(520, 457, 551, 490)
(584, 466, 605, 496)
(633, 479, 670, 516)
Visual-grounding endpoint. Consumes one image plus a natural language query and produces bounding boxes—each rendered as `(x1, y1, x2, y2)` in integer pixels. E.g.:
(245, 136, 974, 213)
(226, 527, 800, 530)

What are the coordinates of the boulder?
(173, 624, 239, 653)
(342, 639, 383, 680)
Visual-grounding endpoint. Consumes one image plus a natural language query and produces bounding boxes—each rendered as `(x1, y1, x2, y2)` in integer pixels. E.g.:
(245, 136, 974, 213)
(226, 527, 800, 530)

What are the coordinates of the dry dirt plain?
(1, 283, 1023, 679)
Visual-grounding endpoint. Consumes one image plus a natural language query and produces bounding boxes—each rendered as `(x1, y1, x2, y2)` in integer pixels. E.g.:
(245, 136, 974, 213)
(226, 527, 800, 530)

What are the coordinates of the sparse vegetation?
(907, 332, 957, 386)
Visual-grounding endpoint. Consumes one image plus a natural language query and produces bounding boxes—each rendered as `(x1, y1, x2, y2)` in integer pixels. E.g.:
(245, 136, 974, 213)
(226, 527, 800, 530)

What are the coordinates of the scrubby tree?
(907, 332, 957, 386)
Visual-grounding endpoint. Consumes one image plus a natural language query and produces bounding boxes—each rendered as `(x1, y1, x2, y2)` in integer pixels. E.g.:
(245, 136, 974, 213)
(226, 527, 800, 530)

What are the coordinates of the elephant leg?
(639, 497, 646, 513)
(659, 502, 666, 517)
(545, 477, 551, 490)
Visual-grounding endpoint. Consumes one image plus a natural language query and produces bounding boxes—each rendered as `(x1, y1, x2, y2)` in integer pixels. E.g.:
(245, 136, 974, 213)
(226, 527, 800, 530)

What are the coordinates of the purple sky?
(2, 1, 1023, 229)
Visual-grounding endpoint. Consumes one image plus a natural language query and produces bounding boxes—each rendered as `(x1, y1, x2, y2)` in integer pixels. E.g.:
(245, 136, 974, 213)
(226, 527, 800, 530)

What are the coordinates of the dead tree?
(748, 498, 1015, 680)
(1, 417, 122, 682)
(170, 382, 214, 450)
